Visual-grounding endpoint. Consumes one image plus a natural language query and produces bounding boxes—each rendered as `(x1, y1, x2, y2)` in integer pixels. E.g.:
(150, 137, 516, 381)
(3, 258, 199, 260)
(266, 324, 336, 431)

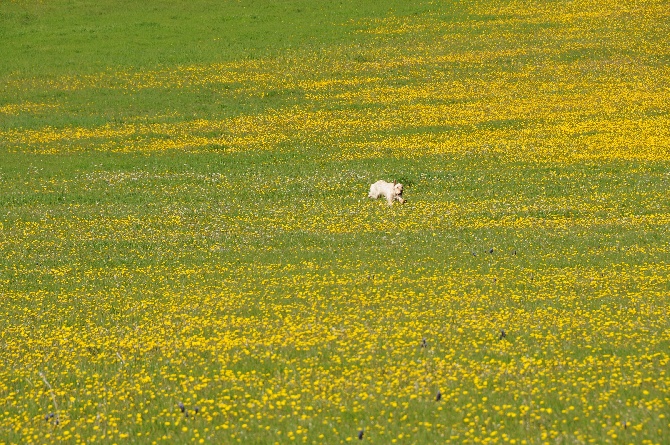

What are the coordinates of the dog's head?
(393, 180, 403, 196)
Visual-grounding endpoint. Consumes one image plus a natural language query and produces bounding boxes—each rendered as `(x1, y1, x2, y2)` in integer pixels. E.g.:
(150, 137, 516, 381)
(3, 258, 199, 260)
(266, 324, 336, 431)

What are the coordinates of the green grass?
(1, 0, 670, 444)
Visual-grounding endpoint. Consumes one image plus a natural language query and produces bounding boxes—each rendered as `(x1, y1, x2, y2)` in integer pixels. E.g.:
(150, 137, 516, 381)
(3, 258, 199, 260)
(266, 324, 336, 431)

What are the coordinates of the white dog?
(368, 180, 405, 205)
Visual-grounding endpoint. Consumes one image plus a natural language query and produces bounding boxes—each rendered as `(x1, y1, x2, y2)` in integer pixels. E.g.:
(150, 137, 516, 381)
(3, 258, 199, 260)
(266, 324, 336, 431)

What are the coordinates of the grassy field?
(1, 0, 669, 443)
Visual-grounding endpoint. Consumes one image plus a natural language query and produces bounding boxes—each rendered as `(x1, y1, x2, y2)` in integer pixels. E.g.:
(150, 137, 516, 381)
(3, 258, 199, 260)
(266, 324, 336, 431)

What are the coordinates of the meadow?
(1, 0, 669, 443)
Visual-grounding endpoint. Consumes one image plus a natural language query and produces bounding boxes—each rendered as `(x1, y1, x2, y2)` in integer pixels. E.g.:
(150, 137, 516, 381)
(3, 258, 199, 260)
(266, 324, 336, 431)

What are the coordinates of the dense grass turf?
(1, 0, 669, 444)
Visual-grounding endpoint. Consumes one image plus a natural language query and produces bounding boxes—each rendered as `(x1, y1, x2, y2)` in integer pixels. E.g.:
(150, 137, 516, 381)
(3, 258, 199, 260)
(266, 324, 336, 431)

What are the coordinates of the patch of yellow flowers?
(1, 2, 669, 163)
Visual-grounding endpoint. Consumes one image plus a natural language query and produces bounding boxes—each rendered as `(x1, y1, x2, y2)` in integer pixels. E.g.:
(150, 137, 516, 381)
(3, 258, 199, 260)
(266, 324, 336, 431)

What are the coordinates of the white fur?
(368, 180, 405, 205)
